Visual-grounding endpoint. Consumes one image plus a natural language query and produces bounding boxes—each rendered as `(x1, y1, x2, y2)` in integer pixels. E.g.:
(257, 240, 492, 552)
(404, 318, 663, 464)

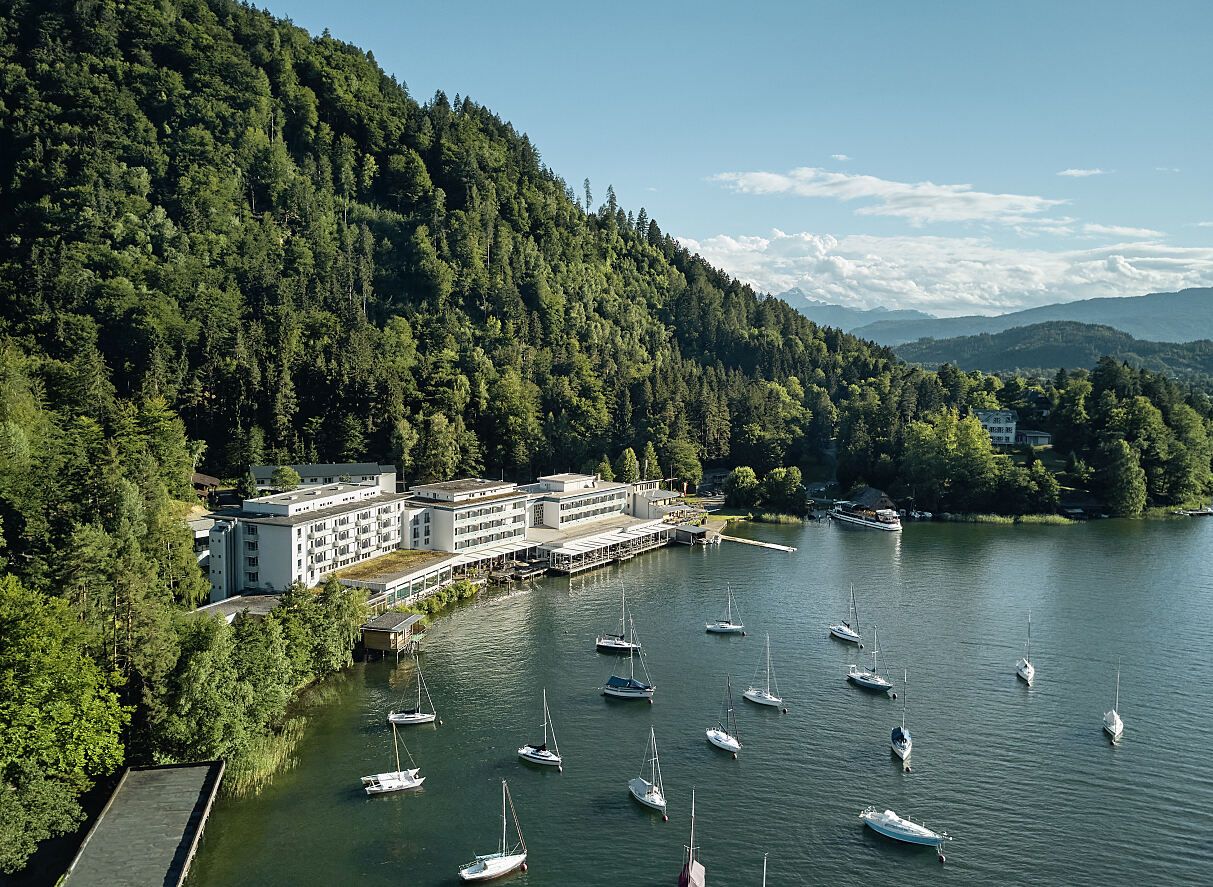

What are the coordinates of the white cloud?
(677, 228, 1213, 316)
(831, 154, 851, 161)
(1156, 167, 1181, 173)
(712, 167, 1066, 226)
(1081, 223, 1165, 239)
(1196, 221, 1213, 228)
(1057, 168, 1107, 177)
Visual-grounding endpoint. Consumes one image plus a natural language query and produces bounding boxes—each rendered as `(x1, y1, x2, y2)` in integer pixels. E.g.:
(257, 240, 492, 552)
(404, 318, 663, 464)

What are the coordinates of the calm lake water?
(188, 517, 1213, 886)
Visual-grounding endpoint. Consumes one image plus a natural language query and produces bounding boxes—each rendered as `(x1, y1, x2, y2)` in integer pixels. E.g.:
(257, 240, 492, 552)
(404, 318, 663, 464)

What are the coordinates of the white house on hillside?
(974, 409, 1017, 445)
(520, 473, 630, 530)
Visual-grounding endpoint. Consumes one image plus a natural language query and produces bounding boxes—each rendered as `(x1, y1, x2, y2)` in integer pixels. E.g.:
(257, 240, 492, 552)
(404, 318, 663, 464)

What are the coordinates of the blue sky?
(266, 0, 1213, 316)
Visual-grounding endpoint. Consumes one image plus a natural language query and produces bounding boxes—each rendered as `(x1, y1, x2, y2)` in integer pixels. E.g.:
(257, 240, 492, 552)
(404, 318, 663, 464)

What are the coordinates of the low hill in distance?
(894, 320, 1213, 379)
(775, 289, 935, 330)
(849, 288, 1213, 345)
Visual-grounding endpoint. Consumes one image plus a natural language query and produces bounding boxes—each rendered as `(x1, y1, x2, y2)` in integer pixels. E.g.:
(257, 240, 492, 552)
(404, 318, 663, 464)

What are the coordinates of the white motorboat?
(828, 584, 863, 644)
(706, 675, 741, 753)
(603, 617, 655, 699)
(744, 634, 783, 707)
(387, 657, 437, 725)
(891, 670, 911, 760)
(597, 588, 642, 652)
(677, 790, 706, 887)
(628, 725, 667, 813)
(362, 724, 425, 794)
(706, 584, 744, 633)
(848, 625, 893, 693)
(830, 501, 902, 531)
(1103, 660, 1124, 742)
(1016, 610, 1035, 686)
(458, 780, 527, 882)
(518, 688, 562, 768)
(859, 806, 951, 848)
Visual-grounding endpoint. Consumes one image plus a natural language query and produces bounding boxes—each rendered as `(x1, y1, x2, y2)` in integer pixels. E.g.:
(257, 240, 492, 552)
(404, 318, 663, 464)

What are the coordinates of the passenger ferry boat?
(829, 501, 902, 531)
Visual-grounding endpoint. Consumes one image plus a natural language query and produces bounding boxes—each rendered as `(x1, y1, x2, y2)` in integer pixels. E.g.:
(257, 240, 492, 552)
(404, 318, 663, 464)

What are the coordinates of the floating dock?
(719, 534, 798, 552)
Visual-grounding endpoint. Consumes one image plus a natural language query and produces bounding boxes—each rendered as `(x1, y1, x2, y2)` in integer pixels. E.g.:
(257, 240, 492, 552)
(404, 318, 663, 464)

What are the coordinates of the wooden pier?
(719, 534, 798, 552)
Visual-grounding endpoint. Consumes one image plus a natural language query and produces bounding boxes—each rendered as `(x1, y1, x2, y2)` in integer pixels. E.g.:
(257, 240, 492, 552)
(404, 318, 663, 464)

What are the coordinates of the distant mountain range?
(893, 321, 1213, 378)
(780, 287, 1213, 345)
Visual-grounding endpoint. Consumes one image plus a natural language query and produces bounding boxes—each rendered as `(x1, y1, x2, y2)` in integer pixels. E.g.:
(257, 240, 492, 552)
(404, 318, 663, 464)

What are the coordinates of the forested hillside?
(896, 322, 1213, 381)
(1, 0, 1211, 874)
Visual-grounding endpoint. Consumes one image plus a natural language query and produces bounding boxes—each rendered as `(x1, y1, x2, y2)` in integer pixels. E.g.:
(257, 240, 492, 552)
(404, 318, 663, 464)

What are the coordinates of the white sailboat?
(828, 584, 863, 644)
(744, 634, 783, 707)
(597, 588, 642, 652)
(387, 657, 437, 725)
(1103, 659, 1124, 743)
(848, 625, 893, 693)
(361, 723, 425, 794)
(706, 675, 742, 753)
(458, 780, 527, 882)
(706, 584, 744, 633)
(891, 669, 912, 760)
(518, 688, 562, 768)
(628, 725, 667, 813)
(1016, 610, 1035, 686)
(859, 806, 951, 850)
(603, 617, 655, 699)
(677, 789, 706, 887)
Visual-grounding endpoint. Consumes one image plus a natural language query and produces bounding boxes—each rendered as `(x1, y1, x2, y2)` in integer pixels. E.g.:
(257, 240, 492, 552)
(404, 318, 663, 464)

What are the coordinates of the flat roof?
(524, 480, 630, 499)
(363, 612, 424, 632)
(247, 481, 377, 507)
(62, 762, 224, 887)
(403, 489, 526, 508)
(409, 478, 515, 495)
(193, 594, 281, 621)
(233, 490, 417, 527)
(543, 518, 668, 556)
(332, 548, 450, 582)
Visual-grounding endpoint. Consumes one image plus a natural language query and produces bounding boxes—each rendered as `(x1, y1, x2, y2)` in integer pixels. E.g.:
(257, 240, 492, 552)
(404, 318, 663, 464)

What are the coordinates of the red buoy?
(742, 631, 746, 636)
(663, 814, 668, 821)
(438, 720, 444, 726)
(649, 698, 654, 704)
(522, 862, 528, 871)
(892, 692, 898, 699)
(732, 752, 737, 760)
(782, 707, 788, 713)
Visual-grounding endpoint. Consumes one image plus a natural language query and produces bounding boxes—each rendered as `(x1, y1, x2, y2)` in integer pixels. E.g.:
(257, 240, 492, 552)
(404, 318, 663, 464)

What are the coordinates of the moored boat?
(1016, 610, 1035, 686)
(830, 501, 902, 531)
(387, 657, 437, 725)
(847, 625, 893, 693)
(597, 589, 642, 652)
(828, 584, 863, 644)
(706, 675, 742, 753)
(603, 617, 655, 699)
(362, 724, 425, 794)
(891, 670, 911, 761)
(1103, 660, 1125, 743)
(458, 780, 527, 882)
(518, 688, 562, 768)
(706, 584, 744, 633)
(859, 806, 951, 848)
(628, 725, 667, 813)
(743, 634, 783, 707)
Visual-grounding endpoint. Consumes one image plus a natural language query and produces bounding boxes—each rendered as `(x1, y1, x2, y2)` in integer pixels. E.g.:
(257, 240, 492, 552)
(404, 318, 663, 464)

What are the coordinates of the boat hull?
(830, 510, 902, 532)
(706, 728, 741, 752)
(362, 770, 424, 794)
(458, 851, 527, 882)
(603, 684, 655, 699)
(829, 624, 862, 644)
(628, 776, 667, 812)
(743, 687, 782, 707)
(1016, 659, 1035, 685)
(387, 711, 436, 725)
(517, 745, 561, 766)
(596, 636, 641, 653)
(705, 622, 743, 633)
(891, 740, 911, 760)
(1103, 712, 1124, 741)
(848, 668, 893, 692)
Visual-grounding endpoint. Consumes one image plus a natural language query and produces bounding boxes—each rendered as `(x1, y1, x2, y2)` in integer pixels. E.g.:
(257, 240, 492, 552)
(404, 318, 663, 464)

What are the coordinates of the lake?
(188, 516, 1213, 886)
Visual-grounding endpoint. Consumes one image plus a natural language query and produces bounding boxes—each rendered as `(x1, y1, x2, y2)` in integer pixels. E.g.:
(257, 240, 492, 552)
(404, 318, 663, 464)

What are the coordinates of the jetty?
(719, 535, 798, 553)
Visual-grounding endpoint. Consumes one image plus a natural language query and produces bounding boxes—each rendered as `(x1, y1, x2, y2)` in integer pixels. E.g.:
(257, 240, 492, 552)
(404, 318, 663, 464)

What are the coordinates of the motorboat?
(597, 589, 642, 652)
(458, 780, 527, 882)
(847, 626, 893, 693)
(743, 634, 783, 707)
(387, 657, 437, 725)
(628, 726, 667, 813)
(891, 670, 911, 760)
(1016, 610, 1035, 686)
(829, 501, 902, 531)
(1103, 661, 1124, 742)
(362, 724, 425, 794)
(859, 806, 951, 848)
(828, 584, 863, 644)
(706, 675, 741, 753)
(706, 584, 744, 633)
(518, 688, 562, 767)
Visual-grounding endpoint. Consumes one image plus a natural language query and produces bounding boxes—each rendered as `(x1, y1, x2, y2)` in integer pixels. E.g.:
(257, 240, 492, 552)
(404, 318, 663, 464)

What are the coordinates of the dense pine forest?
(1, 0, 1211, 874)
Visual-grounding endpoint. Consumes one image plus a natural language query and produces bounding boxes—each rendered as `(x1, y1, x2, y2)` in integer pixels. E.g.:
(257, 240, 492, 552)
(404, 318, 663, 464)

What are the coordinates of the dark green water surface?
(188, 517, 1213, 886)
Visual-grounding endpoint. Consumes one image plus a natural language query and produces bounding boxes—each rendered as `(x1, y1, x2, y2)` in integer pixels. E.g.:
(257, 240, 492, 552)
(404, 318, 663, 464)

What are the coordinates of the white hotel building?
(208, 471, 688, 604)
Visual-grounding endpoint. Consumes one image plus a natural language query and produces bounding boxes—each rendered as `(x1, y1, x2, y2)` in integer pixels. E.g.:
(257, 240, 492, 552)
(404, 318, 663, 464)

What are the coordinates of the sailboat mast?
(542, 688, 549, 745)
(765, 634, 772, 693)
(872, 626, 879, 673)
(762, 853, 768, 887)
(500, 780, 507, 855)
(1026, 610, 1031, 659)
(902, 670, 907, 729)
(1115, 659, 1121, 710)
(392, 723, 401, 773)
(688, 789, 696, 865)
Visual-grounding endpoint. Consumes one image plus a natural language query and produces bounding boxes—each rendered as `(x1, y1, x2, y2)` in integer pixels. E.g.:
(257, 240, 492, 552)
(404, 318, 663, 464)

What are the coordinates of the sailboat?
(458, 780, 527, 882)
(828, 584, 863, 645)
(891, 669, 912, 760)
(361, 723, 425, 794)
(678, 789, 706, 887)
(1016, 610, 1035, 686)
(705, 584, 744, 633)
(1103, 659, 1124, 743)
(628, 725, 667, 812)
(597, 588, 642, 652)
(603, 617, 655, 699)
(387, 657, 437, 725)
(848, 625, 893, 693)
(706, 675, 742, 753)
(744, 634, 783, 707)
(518, 688, 562, 768)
